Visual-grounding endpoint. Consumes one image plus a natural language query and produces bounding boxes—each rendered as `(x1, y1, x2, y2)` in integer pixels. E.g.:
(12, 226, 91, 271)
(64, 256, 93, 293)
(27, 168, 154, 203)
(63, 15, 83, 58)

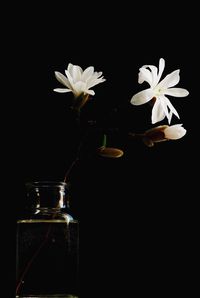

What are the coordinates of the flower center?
(154, 86, 163, 96)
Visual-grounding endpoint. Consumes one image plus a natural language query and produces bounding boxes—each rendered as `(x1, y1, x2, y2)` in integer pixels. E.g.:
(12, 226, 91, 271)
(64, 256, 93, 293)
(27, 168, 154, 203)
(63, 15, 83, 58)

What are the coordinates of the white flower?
(164, 124, 186, 140)
(130, 58, 189, 124)
(54, 63, 106, 97)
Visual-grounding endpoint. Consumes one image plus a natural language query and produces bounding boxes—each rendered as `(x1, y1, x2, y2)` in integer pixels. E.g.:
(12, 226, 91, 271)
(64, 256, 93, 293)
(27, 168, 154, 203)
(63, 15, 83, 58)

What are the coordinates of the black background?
(2, 2, 198, 297)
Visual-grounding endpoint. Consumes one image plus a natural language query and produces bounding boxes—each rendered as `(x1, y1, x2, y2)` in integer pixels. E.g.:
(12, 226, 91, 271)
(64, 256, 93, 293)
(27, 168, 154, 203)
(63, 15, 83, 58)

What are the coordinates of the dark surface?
(1, 2, 198, 297)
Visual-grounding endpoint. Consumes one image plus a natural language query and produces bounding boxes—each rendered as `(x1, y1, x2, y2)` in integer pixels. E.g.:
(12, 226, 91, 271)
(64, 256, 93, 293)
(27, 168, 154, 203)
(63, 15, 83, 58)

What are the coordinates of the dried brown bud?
(145, 125, 168, 142)
(97, 147, 124, 158)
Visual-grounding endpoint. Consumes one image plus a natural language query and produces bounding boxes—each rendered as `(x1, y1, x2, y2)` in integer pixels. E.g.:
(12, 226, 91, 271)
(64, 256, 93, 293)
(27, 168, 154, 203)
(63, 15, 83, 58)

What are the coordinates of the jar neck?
(26, 181, 69, 211)
(34, 207, 64, 214)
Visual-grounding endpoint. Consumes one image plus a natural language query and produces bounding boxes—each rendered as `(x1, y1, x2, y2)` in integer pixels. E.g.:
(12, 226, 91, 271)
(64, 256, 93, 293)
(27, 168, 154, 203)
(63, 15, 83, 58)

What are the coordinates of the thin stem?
(64, 157, 79, 183)
(128, 132, 145, 138)
(16, 224, 53, 295)
(63, 126, 91, 182)
(102, 134, 107, 148)
(16, 199, 62, 296)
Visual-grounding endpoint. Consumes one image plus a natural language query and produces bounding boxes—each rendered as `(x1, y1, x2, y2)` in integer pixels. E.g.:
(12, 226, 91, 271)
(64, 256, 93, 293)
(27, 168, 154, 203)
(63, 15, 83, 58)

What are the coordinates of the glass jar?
(16, 181, 79, 298)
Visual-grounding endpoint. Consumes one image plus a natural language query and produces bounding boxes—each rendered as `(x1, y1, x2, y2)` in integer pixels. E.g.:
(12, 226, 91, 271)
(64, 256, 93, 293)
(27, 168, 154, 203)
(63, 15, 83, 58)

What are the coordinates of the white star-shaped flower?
(54, 63, 106, 97)
(130, 58, 189, 124)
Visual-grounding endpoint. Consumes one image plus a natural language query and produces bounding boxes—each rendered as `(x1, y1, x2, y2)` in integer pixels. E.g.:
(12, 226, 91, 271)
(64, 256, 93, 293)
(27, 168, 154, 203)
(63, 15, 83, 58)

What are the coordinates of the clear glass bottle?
(16, 181, 79, 298)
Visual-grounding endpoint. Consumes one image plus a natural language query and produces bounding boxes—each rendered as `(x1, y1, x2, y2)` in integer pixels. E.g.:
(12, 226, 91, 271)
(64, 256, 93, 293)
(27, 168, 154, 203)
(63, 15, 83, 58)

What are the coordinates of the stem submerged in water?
(16, 225, 53, 295)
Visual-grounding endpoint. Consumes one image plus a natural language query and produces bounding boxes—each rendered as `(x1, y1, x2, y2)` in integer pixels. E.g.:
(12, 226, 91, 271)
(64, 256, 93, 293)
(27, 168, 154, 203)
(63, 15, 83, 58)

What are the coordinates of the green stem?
(102, 134, 107, 147)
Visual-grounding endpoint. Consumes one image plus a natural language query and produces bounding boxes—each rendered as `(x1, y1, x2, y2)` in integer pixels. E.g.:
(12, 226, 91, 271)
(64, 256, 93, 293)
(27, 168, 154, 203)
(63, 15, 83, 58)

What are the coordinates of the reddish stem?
(16, 224, 52, 295)
(64, 157, 79, 183)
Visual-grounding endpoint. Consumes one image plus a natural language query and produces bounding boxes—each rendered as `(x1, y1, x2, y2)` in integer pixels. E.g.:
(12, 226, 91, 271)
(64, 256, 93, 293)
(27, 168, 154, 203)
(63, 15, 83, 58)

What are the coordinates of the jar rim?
(26, 181, 68, 189)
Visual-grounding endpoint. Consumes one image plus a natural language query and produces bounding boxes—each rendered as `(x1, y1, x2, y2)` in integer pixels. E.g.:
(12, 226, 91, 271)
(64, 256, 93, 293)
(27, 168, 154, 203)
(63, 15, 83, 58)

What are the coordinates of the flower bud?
(143, 124, 186, 146)
(164, 124, 186, 140)
(97, 147, 124, 158)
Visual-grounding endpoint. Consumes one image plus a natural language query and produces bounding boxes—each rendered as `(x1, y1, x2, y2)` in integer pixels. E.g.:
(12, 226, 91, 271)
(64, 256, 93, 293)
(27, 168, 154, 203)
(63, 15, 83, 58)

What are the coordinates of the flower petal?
(164, 124, 186, 139)
(130, 88, 154, 105)
(72, 65, 82, 82)
(65, 70, 75, 87)
(67, 63, 73, 75)
(66, 63, 76, 81)
(151, 99, 166, 124)
(53, 88, 72, 93)
(164, 88, 189, 97)
(138, 68, 153, 86)
(87, 71, 102, 82)
(168, 111, 173, 124)
(163, 95, 180, 121)
(159, 96, 171, 123)
(94, 71, 103, 79)
(157, 58, 165, 84)
(158, 70, 180, 89)
(87, 77, 106, 89)
(68, 63, 83, 75)
(82, 66, 94, 81)
(86, 89, 95, 96)
(145, 65, 158, 88)
(55, 71, 72, 89)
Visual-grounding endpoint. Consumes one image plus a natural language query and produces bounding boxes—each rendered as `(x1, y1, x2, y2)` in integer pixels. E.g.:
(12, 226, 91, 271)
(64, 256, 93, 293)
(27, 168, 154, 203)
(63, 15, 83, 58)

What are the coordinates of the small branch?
(63, 157, 79, 183)
(102, 134, 107, 148)
(63, 127, 89, 182)
(128, 132, 145, 139)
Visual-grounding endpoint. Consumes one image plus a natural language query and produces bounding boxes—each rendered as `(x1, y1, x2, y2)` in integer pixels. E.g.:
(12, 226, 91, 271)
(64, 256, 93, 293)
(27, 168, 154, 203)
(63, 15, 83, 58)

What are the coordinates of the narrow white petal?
(87, 77, 106, 89)
(157, 58, 165, 83)
(86, 71, 104, 86)
(86, 71, 104, 85)
(158, 70, 180, 89)
(53, 88, 72, 93)
(168, 111, 173, 124)
(87, 71, 101, 81)
(146, 65, 158, 88)
(85, 89, 95, 96)
(164, 95, 180, 120)
(95, 71, 103, 79)
(130, 88, 154, 105)
(159, 96, 170, 123)
(164, 124, 186, 139)
(67, 63, 74, 76)
(65, 70, 75, 87)
(138, 68, 153, 86)
(151, 99, 166, 124)
(82, 66, 94, 81)
(164, 88, 189, 97)
(72, 65, 82, 82)
(78, 65, 83, 73)
(55, 71, 72, 89)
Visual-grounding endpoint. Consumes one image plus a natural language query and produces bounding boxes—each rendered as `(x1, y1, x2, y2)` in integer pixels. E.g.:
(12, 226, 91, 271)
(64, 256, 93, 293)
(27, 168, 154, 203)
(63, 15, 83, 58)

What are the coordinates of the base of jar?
(16, 295, 78, 298)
